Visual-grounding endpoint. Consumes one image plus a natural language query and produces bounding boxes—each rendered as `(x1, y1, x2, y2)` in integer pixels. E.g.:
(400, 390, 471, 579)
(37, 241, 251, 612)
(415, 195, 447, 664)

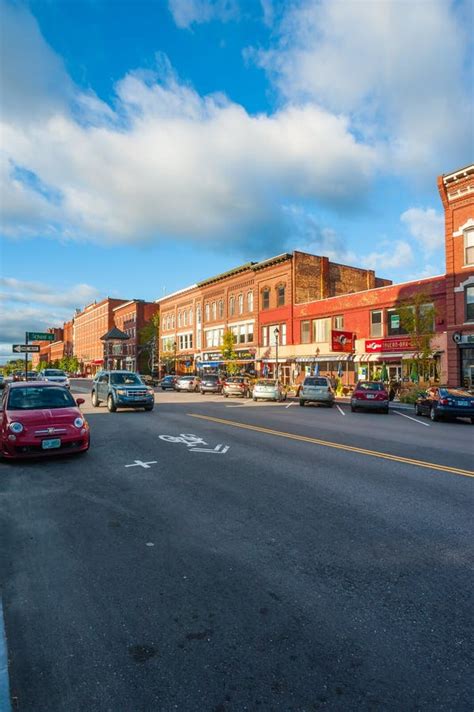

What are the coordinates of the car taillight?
(378, 392, 388, 399)
(354, 390, 365, 399)
(439, 398, 449, 405)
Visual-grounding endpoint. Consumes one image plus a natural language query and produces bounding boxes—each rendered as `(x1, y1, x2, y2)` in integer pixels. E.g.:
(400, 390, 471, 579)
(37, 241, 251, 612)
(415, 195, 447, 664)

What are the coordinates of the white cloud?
(363, 240, 414, 272)
(400, 207, 444, 253)
(0, 3, 378, 249)
(252, 0, 473, 179)
(168, 0, 238, 28)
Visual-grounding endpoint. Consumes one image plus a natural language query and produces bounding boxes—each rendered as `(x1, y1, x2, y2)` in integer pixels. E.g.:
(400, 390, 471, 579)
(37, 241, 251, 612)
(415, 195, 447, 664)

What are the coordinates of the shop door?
(388, 365, 402, 381)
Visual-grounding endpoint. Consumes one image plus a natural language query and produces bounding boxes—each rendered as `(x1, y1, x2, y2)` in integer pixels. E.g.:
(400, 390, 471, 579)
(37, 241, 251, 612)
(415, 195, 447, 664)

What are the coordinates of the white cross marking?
(125, 460, 158, 468)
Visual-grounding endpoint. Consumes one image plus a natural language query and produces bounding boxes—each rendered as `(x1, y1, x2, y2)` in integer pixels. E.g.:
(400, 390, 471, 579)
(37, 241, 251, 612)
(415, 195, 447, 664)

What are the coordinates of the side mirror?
(76, 398, 85, 406)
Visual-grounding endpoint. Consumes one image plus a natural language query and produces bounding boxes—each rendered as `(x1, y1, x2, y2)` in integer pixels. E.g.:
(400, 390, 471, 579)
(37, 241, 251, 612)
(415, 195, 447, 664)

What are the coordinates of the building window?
(262, 326, 269, 347)
(247, 324, 254, 342)
(196, 305, 201, 324)
(183, 310, 188, 327)
(178, 312, 182, 328)
(312, 318, 330, 342)
(218, 300, 224, 318)
(205, 303, 210, 321)
(466, 286, 474, 321)
(229, 296, 235, 316)
(262, 288, 270, 310)
(370, 310, 382, 337)
(387, 308, 409, 336)
(247, 291, 253, 312)
(212, 302, 217, 320)
(334, 315, 344, 330)
(277, 284, 285, 307)
(301, 321, 311, 343)
(189, 308, 193, 325)
(238, 293, 243, 315)
(465, 230, 474, 266)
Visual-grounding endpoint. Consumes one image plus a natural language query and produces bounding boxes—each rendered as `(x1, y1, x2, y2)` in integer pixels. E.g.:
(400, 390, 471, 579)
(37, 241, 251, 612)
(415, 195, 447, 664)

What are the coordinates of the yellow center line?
(187, 413, 474, 479)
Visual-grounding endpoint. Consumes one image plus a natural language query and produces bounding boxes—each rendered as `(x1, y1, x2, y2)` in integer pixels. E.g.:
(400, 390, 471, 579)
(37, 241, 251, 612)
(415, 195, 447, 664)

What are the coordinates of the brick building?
(30, 327, 64, 368)
(113, 300, 159, 372)
(73, 298, 127, 375)
(438, 164, 474, 388)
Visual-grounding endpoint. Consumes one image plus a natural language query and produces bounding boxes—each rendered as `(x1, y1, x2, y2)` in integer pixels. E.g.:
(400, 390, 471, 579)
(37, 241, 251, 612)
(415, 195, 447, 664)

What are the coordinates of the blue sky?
(1, 0, 473, 361)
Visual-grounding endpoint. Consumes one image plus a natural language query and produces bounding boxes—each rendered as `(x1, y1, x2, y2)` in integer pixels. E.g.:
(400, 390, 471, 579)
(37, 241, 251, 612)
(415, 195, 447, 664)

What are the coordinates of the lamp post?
(173, 341, 177, 375)
(274, 327, 280, 381)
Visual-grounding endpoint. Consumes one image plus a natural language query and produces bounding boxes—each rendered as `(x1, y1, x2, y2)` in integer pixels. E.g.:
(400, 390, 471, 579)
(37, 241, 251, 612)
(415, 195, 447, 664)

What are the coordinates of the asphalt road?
(0, 381, 473, 711)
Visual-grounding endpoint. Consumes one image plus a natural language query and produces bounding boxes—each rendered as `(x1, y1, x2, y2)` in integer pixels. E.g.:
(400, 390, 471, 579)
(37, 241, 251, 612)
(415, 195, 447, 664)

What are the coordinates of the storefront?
(198, 349, 257, 376)
(294, 354, 355, 385)
(358, 337, 443, 384)
(455, 333, 474, 389)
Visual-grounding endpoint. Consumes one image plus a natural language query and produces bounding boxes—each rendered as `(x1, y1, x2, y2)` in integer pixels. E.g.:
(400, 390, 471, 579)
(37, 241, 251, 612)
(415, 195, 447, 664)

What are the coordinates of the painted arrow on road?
(190, 444, 230, 454)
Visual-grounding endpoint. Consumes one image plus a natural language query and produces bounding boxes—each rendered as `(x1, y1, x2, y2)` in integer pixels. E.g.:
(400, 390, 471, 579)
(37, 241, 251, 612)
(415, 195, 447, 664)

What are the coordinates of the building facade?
(113, 300, 159, 372)
(73, 298, 127, 375)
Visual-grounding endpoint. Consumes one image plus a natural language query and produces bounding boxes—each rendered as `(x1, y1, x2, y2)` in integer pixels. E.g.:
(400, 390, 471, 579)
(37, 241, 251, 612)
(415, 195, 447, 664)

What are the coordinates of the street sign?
(27, 332, 55, 341)
(12, 344, 40, 353)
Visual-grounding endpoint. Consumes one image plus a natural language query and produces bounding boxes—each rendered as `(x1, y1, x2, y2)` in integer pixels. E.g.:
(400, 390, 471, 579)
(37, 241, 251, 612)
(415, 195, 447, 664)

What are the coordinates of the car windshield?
(110, 373, 142, 385)
(358, 382, 384, 391)
(179, 376, 194, 381)
(43, 370, 66, 377)
(8, 386, 76, 410)
(304, 378, 328, 386)
(256, 380, 276, 386)
(227, 378, 244, 383)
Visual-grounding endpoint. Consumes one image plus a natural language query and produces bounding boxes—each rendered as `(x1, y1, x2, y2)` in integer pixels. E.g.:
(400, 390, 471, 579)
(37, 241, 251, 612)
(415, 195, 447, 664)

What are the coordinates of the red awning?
(91, 359, 104, 365)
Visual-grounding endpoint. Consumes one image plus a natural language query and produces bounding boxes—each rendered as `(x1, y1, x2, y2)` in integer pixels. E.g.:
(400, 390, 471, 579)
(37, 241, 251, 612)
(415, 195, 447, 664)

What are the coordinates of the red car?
(0, 382, 90, 459)
(350, 381, 389, 414)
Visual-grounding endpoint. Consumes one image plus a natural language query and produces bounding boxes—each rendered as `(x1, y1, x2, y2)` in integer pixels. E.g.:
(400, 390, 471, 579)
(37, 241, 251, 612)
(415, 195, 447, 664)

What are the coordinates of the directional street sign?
(12, 344, 40, 353)
(27, 332, 55, 342)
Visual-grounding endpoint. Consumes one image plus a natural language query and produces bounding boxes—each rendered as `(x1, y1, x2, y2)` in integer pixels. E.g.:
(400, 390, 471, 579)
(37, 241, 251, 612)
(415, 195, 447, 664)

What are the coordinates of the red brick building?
(73, 298, 127, 375)
(113, 300, 159, 372)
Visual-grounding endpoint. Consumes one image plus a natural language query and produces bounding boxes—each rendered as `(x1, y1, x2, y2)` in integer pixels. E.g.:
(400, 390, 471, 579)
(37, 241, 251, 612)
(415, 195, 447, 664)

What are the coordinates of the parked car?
(415, 386, 474, 423)
(160, 375, 177, 391)
(175, 375, 201, 392)
(222, 376, 252, 398)
(140, 374, 158, 387)
(12, 370, 24, 382)
(0, 375, 5, 389)
(351, 381, 389, 413)
(39, 368, 70, 389)
(252, 379, 286, 402)
(299, 376, 334, 407)
(200, 374, 223, 395)
(91, 370, 154, 412)
(0, 382, 89, 459)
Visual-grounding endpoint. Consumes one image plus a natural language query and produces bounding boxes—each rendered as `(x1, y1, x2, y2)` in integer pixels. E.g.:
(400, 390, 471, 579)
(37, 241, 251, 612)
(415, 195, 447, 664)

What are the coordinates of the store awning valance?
(295, 354, 352, 363)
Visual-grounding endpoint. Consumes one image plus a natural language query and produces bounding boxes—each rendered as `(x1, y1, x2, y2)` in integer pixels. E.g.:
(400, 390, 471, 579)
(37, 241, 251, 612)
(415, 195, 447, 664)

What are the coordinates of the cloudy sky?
(0, 0, 472, 362)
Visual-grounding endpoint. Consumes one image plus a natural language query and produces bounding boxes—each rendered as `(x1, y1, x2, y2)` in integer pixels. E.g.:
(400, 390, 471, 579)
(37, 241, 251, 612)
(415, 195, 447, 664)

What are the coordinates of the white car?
(252, 379, 286, 402)
(39, 368, 70, 389)
(175, 375, 201, 392)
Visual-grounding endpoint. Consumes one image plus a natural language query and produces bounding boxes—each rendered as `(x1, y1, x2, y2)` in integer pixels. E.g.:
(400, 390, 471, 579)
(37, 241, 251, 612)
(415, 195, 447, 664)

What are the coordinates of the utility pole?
(25, 331, 28, 381)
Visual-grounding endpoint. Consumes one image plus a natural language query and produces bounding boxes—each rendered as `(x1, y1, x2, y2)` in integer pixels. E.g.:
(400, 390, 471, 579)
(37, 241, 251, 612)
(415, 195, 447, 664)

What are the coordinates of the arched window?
(178, 312, 182, 328)
(196, 305, 201, 324)
(229, 296, 235, 316)
(277, 284, 286, 307)
(205, 303, 210, 322)
(238, 294, 243, 314)
(262, 288, 270, 310)
(247, 291, 253, 312)
(218, 299, 224, 318)
(212, 301, 217, 320)
(189, 308, 193, 325)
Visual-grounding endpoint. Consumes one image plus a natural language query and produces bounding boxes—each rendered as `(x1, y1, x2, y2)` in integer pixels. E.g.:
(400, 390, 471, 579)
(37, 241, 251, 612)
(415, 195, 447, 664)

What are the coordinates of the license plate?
(457, 400, 468, 406)
(42, 438, 61, 450)
(366, 394, 375, 399)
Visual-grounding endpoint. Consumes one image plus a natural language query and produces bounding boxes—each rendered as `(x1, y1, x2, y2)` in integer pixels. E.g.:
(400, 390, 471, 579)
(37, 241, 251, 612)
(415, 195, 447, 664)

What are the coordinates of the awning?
(295, 354, 352, 363)
(91, 359, 104, 365)
(258, 358, 294, 364)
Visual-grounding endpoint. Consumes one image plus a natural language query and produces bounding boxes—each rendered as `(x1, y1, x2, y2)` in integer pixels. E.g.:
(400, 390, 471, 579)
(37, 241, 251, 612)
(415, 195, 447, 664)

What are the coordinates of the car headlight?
(74, 417, 84, 428)
(116, 389, 127, 395)
(9, 422, 24, 433)
(147, 388, 154, 395)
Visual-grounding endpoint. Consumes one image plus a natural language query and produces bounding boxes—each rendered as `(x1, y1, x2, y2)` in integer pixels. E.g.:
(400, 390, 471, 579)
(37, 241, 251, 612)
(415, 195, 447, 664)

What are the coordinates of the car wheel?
(224, 393, 228, 398)
(351, 404, 356, 412)
(253, 397, 257, 402)
(145, 405, 154, 411)
(470, 417, 474, 424)
(161, 387, 165, 391)
(430, 406, 439, 422)
(415, 403, 422, 416)
(299, 400, 305, 407)
(107, 394, 117, 413)
(91, 391, 100, 407)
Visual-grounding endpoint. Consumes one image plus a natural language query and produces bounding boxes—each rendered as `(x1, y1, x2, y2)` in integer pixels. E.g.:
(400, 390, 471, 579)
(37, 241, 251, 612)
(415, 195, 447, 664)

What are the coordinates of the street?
(1, 381, 473, 712)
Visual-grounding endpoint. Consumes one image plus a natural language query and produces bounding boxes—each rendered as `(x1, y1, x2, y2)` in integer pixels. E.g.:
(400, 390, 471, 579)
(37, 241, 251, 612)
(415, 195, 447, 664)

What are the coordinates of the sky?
(0, 0, 473, 362)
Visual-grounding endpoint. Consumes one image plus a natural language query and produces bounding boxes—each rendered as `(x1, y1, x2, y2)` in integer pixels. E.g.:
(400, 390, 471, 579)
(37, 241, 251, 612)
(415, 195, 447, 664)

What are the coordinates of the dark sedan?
(200, 374, 223, 395)
(160, 375, 177, 390)
(415, 386, 474, 423)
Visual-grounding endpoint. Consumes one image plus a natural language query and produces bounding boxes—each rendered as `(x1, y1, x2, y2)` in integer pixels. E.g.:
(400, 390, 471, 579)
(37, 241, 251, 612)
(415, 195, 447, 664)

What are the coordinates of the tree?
(221, 329, 239, 375)
(138, 311, 160, 373)
(36, 360, 49, 372)
(396, 292, 437, 382)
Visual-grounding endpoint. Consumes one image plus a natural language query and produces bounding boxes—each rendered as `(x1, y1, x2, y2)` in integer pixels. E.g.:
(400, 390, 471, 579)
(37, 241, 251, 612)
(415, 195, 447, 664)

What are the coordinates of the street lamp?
(173, 341, 177, 375)
(274, 327, 280, 381)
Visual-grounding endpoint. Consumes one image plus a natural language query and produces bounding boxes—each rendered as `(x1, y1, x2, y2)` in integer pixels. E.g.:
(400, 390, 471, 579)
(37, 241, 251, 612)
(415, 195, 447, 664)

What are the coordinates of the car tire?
(145, 405, 154, 411)
(107, 394, 117, 413)
(91, 391, 100, 407)
(430, 406, 439, 422)
(415, 403, 422, 416)
(161, 387, 165, 391)
(299, 400, 305, 407)
(470, 417, 474, 424)
(224, 394, 228, 398)
(351, 404, 356, 412)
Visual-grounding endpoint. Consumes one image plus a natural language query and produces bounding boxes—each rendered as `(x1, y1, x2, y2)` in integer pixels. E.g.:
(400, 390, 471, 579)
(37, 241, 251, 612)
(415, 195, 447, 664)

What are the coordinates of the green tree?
(221, 329, 239, 375)
(397, 292, 437, 382)
(36, 360, 49, 372)
(138, 311, 160, 373)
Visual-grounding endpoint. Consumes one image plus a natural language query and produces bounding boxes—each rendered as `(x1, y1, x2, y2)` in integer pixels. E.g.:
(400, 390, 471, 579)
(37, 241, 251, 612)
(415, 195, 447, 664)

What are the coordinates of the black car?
(161, 375, 177, 390)
(91, 370, 155, 412)
(415, 386, 474, 423)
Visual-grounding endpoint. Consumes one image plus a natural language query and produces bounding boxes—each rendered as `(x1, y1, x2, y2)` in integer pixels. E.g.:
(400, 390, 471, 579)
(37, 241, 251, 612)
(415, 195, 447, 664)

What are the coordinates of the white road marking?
(285, 402, 295, 409)
(336, 404, 345, 416)
(226, 405, 246, 408)
(394, 411, 431, 427)
(191, 444, 230, 454)
(0, 599, 12, 712)
(146, 542, 155, 547)
(125, 460, 158, 468)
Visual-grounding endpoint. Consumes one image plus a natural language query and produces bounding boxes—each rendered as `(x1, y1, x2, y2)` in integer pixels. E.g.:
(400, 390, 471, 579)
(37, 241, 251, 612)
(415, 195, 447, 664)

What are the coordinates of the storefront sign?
(234, 350, 256, 360)
(390, 314, 400, 329)
(365, 337, 413, 353)
(331, 330, 354, 352)
(201, 352, 222, 361)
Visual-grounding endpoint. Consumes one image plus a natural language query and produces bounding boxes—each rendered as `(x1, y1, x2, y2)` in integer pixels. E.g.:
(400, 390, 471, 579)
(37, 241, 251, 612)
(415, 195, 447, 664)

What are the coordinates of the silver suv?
(299, 376, 334, 407)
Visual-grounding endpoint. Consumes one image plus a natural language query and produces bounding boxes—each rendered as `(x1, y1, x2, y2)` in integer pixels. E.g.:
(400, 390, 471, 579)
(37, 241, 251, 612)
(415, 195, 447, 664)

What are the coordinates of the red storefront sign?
(331, 330, 354, 352)
(365, 337, 413, 353)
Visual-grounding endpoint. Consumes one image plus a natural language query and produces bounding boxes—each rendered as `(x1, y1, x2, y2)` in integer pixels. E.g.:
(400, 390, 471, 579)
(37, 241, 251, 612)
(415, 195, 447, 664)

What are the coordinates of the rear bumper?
(352, 399, 389, 410)
(300, 393, 334, 403)
(437, 406, 474, 418)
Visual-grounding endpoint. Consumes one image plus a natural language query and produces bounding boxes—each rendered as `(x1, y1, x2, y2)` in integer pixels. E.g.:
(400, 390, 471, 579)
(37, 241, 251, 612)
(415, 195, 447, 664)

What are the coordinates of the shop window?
(247, 324, 254, 342)
(370, 310, 382, 337)
(465, 230, 474, 266)
(196, 306, 201, 324)
(312, 318, 330, 342)
(334, 315, 344, 329)
(301, 321, 311, 344)
(387, 308, 409, 336)
(238, 294, 243, 314)
(229, 296, 235, 316)
(262, 288, 270, 310)
(277, 284, 285, 307)
(247, 291, 254, 312)
(466, 286, 474, 321)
